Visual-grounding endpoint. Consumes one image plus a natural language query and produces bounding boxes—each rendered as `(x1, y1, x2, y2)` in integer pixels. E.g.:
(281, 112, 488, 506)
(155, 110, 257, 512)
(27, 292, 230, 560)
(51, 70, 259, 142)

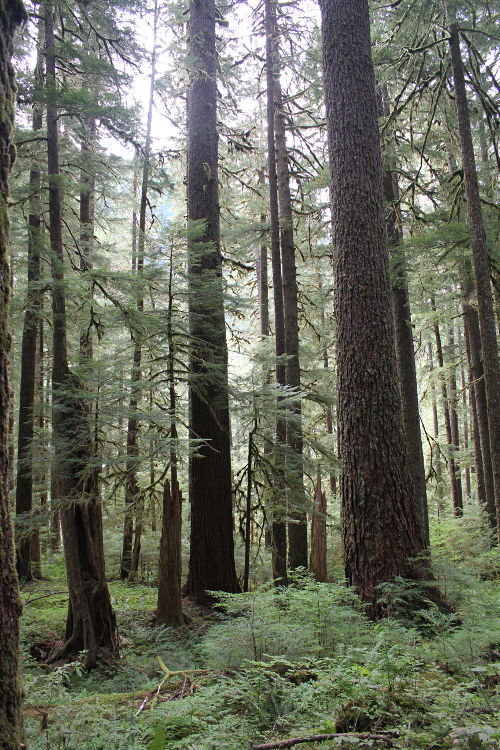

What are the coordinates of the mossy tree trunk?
(0, 2, 27, 747)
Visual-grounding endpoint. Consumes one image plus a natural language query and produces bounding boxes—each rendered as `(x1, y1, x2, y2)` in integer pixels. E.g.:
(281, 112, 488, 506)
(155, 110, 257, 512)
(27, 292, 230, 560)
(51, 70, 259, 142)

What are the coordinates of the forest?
(0, 0, 499, 748)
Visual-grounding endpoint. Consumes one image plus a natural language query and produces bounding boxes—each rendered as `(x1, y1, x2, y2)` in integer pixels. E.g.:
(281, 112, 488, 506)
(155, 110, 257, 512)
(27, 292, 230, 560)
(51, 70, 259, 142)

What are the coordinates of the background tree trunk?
(310, 471, 327, 582)
(449, 23, 500, 543)
(15, 16, 44, 581)
(271, 8, 307, 570)
(265, 0, 287, 584)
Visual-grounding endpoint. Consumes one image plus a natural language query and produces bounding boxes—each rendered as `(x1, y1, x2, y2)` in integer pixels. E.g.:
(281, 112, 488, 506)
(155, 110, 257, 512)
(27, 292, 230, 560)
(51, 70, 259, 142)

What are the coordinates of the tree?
(184, 0, 240, 603)
(448, 22, 500, 543)
(320, 0, 432, 617)
(264, 0, 287, 584)
(45, 0, 117, 667)
(121, 0, 159, 581)
(15, 7, 44, 581)
(0, 2, 27, 746)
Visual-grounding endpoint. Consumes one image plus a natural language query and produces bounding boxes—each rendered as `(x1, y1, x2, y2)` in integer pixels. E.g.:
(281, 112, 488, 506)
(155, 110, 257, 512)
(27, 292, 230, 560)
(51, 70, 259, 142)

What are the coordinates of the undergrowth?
(19, 516, 500, 749)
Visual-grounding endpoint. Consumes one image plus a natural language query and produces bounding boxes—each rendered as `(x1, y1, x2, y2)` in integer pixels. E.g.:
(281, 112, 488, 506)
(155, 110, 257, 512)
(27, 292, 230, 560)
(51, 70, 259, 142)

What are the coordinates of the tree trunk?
(320, 0, 434, 618)
(382, 152, 429, 543)
(156, 249, 184, 625)
(271, 6, 307, 570)
(0, 2, 26, 747)
(184, 0, 239, 603)
(449, 23, 500, 542)
(461, 363, 471, 500)
(462, 265, 496, 530)
(431, 298, 462, 514)
(15, 18, 44, 581)
(265, 0, 287, 584)
(447, 325, 464, 516)
(122, 8, 157, 580)
(310, 471, 327, 582)
(45, 0, 117, 668)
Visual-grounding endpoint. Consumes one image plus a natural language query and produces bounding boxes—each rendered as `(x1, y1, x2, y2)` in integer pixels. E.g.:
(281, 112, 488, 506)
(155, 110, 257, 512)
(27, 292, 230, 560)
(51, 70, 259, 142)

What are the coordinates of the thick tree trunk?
(184, 0, 239, 603)
(265, 0, 287, 584)
(320, 0, 433, 618)
(271, 8, 307, 570)
(383, 159, 429, 543)
(310, 471, 327, 582)
(45, 0, 117, 668)
(0, 2, 26, 747)
(15, 21, 44, 581)
(449, 23, 500, 542)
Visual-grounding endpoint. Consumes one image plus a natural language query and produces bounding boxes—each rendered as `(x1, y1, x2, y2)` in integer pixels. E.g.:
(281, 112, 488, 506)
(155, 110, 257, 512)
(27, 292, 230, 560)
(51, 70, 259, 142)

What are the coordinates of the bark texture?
(0, 2, 26, 747)
(320, 0, 430, 617)
(449, 24, 500, 542)
(185, 0, 239, 603)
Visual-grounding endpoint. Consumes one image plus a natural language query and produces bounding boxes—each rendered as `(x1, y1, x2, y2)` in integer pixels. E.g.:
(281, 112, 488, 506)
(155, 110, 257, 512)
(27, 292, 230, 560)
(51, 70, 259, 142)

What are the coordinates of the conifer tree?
(0, 2, 26, 746)
(184, 0, 239, 603)
(320, 0, 434, 616)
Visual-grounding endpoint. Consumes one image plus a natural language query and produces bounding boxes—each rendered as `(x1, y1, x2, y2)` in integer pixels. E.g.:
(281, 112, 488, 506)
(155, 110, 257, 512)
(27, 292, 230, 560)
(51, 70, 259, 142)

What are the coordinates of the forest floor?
(19, 518, 500, 749)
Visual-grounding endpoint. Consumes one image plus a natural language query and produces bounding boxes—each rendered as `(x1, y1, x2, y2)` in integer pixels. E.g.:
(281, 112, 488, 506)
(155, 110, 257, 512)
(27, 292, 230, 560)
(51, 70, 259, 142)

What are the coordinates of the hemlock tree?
(320, 0, 434, 617)
(45, 0, 117, 667)
(184, 0, 240, 603)
(0, 2, 26, 747)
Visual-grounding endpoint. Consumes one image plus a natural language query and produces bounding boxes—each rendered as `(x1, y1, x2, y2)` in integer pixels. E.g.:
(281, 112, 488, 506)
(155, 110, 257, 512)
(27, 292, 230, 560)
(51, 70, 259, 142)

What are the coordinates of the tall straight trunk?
(460, 363, 471, 500)
(122, 8, 157, 580)
(45, 0, 117, 667)
(265, 0, 287, 584)
(156, 249, 183, 626)
(449, 23, 500, 542)
(317, 272, 336, 500)
(15, 20, 44, 580)
(382, 152, 429, 543)
(185, 0, 239, 603)
(320, 0, 434, 618)
(431, 298, 462, 513)
(468, 352, 487, 511)
(0, 3, 26, 747)
(270, 7, 307, 570)
(427, 342, 441, 484)
(310, 470, 327, 582)
(447, 325, 464, 516)
(462, 264, 496, 530)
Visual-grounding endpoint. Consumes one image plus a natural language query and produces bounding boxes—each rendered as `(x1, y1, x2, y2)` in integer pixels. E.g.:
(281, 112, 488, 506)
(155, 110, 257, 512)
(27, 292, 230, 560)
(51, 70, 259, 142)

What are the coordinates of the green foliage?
(19, 542, 500, 749)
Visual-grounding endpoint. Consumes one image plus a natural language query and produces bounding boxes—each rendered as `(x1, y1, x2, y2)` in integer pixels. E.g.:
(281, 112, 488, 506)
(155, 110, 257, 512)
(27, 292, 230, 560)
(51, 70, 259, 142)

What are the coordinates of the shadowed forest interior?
(0, 0, 499, 748)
